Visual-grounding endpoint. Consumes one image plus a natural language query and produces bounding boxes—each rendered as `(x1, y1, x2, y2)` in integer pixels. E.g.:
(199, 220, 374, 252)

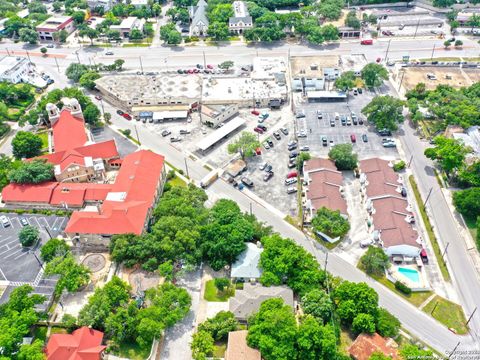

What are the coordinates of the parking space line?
(14, 252, 28, 261)
(0, 267, 6, 281)
(0, 235, 13, 243)
(3, 248, 24, 259)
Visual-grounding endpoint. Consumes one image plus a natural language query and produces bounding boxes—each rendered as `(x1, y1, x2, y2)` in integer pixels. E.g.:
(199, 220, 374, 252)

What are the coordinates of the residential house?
(452, 126, 480, 162)
(189, 0, 209, 36)
(348, 333, 399, 360)
(110, 17, 145, 38)
(36, 15, 75, 41)
(45, 327, 106, 360)
(231, 242, 263, 282)
(201, 104, 239, 128)
(225, 330, 261, 360)
(302, 158, 347, 227)
(229, 1, 253, 34)
(87, 0, 113, 11)
(229, 283, 293, 322)
(360, 158, 422, 257)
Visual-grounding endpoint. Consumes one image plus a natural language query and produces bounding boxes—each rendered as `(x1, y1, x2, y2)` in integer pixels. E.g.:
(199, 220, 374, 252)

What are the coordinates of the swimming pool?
(398, 267, 420, 283)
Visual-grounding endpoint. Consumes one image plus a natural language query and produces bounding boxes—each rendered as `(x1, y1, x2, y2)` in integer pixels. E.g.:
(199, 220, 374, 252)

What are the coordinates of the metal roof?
(197, 117, 245, 151)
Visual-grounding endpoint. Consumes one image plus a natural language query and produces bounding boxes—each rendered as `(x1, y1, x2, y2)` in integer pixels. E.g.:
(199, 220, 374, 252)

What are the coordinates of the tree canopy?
(328, 143, 358, 170)
(18, 225, 39, 247)
(335, 71, 356, 91)
(453, 187, 480, 220)
(12, 131, 43, 159)
(362, 95, 405, 131)
(301, 289, 333, 324)
(312, 207, 350, 239)
(45, 254, 91, 296)
(8, 159, 54, 184)
(227, 132, 261, 160)
(424, 136, 470, 175)
(40, 238, 70, 262)
(361, 63, 388, 88)
(359, 246, 389, 276)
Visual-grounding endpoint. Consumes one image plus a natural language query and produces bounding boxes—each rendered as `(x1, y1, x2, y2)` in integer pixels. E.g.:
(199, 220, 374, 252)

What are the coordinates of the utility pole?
(5, 48, 10, 56)
(430, 43, 436, 60)
(54, 57, 60, 73)
(384, 39, 392, 63)
(43, 225, 53, 239)
(30, 251, 44, 270)
(184, 157, 190, 178)
(442, 242, 450, 261)
(99, 98, 105, 116)
(466, 307, 477, 326)
(26, 51, 32, 64)
(447, 342, 461, 359)
(407, 154, 413, 167)
(398, 70, 406, 92)
(75, 51, 81, 64)
(139, 56, 144, 74)
(423, 187, 433, 208)
(203, 51, 206, 69)
(413, 18, 421, 39)
(134, 125, 141, 145)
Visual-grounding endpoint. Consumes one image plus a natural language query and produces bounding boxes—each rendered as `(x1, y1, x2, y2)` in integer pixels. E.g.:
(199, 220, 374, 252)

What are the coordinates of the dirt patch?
(128, 268, 160, 293)
(81, 254, 106, 273)
(401, 67, 472, 91)
(463, 68, 480, 83)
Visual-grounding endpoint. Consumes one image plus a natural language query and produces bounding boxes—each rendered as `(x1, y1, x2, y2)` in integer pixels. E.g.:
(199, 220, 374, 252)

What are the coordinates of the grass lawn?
(36, 131, 49, 149)
(168, 175, 187, 188)
(112, 340, 151, 360)
(357, 263, 433, 307)
(32, 326, 48, 342)
(339, 326, 355, 355)
(50, 327, 68, 335)
(409, 175, 450, 281)
(464, 216, 478, 248)
(204, 279, 235, 302)
(213, 341, 227, 357)
(423, 295, 468, 334)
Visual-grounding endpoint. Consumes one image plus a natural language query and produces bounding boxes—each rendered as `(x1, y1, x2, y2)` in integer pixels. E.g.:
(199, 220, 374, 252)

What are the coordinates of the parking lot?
(295, 89, 398, 160)
(91, 125, 138, 157)
(0, 214, 67, 285)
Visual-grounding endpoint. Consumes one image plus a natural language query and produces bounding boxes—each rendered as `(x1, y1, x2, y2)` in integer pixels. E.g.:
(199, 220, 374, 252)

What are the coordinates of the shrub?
(214, 278, 230, 292)
(394, 281, 412, 294)
(19, 225, 40, 247)
(167, 170, 176, 180)
(393, 160, 406, 172)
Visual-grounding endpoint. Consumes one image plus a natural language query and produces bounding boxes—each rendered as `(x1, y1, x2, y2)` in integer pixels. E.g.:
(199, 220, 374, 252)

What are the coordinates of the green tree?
(105, 302, 139, 344)
(453, 188, 480, 219)
(55, 29, 69, 43)
(28, 2, 48, 14)
(79, 71, 101, 90)
(345, 11, 361, 29)
(17, 339, 45, 360)
(160, 24, 182, 45)
(458, 161, 480, 188)
(106, 29, 121, 41)
(114, 59, 125, 71)
(0, 155, 20, 191)
(83, 103, 101, 125)
(359, 246, 389, 276)
(227, 131, 260, 160)
(209, 3, 233, 22)
(306, 26, 324, 44)
(40, 238, 70, 262)
(62, 313, 78, 332)
(129, 28, 144, 40)
(219, 60, 235, 70)
(444, 40, 451, 48)
(296, 151, 311, 172)
(424, 136, 469, 175)
(335, 71, 356, 91)
(361, 63, 388, 88)
(158, 260, 174, 281)
(247, 298, 297, 360)
(376, 308, 400, 338)
(40, 47, 47, 55)
(45, 254, 91, 295)
(312, 207, 350, 239)
(352, 313, 376, 334)
(369, 351, 391, 360)
(214, 277, 230, 292)
(19, 27, 38, 44)
(301, 289, 333, 324)
(320, 24, 339, 41)
(53, 1, 62, 12)
(297, 316, 338, 360)
(318, 0, 344, 20)
(362, 95, 405, 131)
(79, 27, 99, 45)
(198, 311, 238, 341)
(72, 10, 86, 25)
(19, 225, 39, 247)
(334, 281, 379, 324)
(12, 131, 43, 159)
(328, 143, 358, 170)
(66, 63, 89, 82)
(191, 331, 214, 360)
(8, 159, 54, 184)
(454, 39, 463, 47)
(400, 344, 433, 358)
(207, 22, 230, 40)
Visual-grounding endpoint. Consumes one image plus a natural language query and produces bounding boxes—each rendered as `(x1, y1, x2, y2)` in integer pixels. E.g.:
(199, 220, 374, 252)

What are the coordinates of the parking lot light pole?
(30, 251, 44, 270)
(431, 43, 436, 60)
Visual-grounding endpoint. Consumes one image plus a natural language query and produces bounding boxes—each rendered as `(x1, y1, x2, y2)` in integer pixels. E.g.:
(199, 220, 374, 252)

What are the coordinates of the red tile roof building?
(45, 326, 106, 360)
(1, 99, 166, 249)
(359, 158, 421, 257)
(348, 333, 399, 360)
(302, 158, 347, 221)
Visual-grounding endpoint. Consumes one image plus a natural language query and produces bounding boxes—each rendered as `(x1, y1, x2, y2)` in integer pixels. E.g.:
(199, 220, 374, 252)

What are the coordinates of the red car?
(95, 95, 102, 100)
(187, 69, 194, 74)
(350, 134, 356, 143)
(251, 110, 260, 116)
(286, 171, 298, 179)
(254, 127, 264, 134)
(376, 57, 381, 63)
(361, 39, 373, 45)
(122, 113, 132, 120)
(207, 64, 214, 69)
(193, 69, 200, 73)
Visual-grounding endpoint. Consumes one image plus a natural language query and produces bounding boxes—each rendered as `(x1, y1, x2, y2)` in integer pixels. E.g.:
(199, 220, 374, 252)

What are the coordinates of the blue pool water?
(398, 267, 420, 283)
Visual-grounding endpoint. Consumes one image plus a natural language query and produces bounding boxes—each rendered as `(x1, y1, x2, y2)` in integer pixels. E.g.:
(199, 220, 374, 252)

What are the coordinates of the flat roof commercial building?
(36, 15, 75, 41)
(0, 56, 30, 84)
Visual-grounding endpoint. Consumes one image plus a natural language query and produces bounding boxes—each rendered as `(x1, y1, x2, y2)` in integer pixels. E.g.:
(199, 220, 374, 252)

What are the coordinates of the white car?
(300, 145, 310, 151)
(360, 238, 374, 248)
(297, 130, 307, 138)
(259, 162, 268, 170)
(0, 215, 10, 227)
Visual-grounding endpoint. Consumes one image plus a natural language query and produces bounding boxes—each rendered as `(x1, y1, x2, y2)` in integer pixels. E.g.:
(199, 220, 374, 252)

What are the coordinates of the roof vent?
(129, 175, 135, 180)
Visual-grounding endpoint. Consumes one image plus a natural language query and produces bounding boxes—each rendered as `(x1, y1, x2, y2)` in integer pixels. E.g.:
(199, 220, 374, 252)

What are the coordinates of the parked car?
(116, 109, 124, 116)
(265, 164, 273, 172)
(289, 151, 299, 159)
(161, 129, 171, 137)
(46, 44, 54, 48)
(266, 138, 274, 147)
(122, 113, 132, 120)
(401, 187, 407, 197)
(105, 51, 114, 55)
(257, 124, 267, 131)
(383, 141, 396, 148)
(285, 178, 297, 185)
(95, 95, 102, 100)
(0, 215, 10, 227)
(346, 117, 352, 126)
(286, 186, 297, 194)
(241, 177, 254, 187)
(362, 134, 368, 142)
(251, 110, 260, 116)
(46, 79, 54, 85)
(360, 238, 374, 248)
(300, 145, 309, 151)
(287, 162, 296, 168)
(357, 88, 363, 94)
(273, 131, 281, 140)
(353, 89, 358, 95)
(179, 129, 190, 135)
(281, 127, 289, 135)
(297, 129, 307, 138)
(420, 249, 429, 264)
(341, 115, 347, 126)
(378, 128, 392, 136)
(254, 127, 264, 134)
(358, 118, 364, 125)
(263, 142, 270, 150)
(170, 136, 181, 142)
(259, 162, 268, 170)
(317, 110, 323, 119)
(295, 110, 305, 118)
(330, 119, 336, 127)
(20, 217, 28, 226)
(263, 171, 274, 182)
(287, 171, 298, 178)
(350, 134, 356, 143)
(288, 144, 297, 151)
(322, 136, 328, 146)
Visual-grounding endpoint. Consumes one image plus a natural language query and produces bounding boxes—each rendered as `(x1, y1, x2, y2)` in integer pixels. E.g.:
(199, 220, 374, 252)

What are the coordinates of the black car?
(362, 134, 368, 142)
(161, 129, 171, 137)
(378, 129, 392, 136)
(263, 171, 274, 182)
(241, 177, 254, 187)
(265, 164, 273, 172)
(258, 124, 267, 131)
(266, 138, 274, 147)
(358, 118, 364, 125)
(358, 88, 363, 94)
(289, 151, 299, 158)
(273, 131, 281, 140)
(177, 69, 184, 74)
(448, 37, 455, 42)
(196, 64, 204, 69)
(401, 187, 407, 197)
(288, 144, 297, 151)
(116, 109, 124, 116)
